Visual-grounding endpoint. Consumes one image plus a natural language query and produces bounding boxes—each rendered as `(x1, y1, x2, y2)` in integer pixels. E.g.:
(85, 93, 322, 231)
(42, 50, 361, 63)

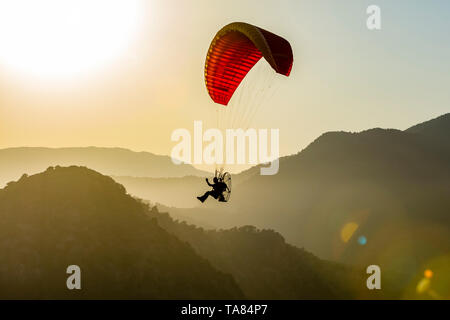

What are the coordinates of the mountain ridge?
(0, 146, 209, 187)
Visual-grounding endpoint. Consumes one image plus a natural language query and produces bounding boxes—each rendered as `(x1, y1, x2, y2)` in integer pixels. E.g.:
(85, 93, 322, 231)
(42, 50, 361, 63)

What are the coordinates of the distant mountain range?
(0, 146, 208, 187)
(0, 166, 397, 299)
(112, 175, 205, 208)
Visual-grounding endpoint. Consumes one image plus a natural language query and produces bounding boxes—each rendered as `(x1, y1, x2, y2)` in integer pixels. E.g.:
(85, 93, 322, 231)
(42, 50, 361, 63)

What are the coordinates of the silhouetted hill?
(406, 113, 450, 152)
(0, 166, 242, 299)
(278, 126, 449, 182)
(0, 147, 208, 187)
(406, 113, 450, 135)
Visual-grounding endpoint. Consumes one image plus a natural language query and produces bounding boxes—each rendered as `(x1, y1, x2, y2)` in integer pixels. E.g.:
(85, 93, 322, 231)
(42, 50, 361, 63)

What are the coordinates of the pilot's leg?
(197, 191, 212, 203)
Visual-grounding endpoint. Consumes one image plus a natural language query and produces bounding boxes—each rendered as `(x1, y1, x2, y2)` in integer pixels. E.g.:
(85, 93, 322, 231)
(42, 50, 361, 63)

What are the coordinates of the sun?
(0, 0, 142, 80)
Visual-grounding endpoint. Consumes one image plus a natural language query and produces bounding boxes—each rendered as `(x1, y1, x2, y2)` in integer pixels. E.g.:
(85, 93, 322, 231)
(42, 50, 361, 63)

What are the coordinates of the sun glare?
(0, 0, 142, 80)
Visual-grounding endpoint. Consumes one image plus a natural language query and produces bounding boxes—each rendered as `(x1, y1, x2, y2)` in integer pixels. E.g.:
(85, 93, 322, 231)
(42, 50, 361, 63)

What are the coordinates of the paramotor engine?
(221, 172, 232, 202)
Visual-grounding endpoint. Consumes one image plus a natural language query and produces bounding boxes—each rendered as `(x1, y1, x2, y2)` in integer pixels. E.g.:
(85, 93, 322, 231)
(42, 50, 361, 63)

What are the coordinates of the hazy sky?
(0, 0, 449, 171)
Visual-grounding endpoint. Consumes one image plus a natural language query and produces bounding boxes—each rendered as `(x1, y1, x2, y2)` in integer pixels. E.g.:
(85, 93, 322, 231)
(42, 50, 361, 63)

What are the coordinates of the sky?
(0, 0, 449, 172)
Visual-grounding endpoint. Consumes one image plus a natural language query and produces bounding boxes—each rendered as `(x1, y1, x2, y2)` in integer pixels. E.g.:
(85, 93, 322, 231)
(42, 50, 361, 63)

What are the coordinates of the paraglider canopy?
(205, 22, 293, 106)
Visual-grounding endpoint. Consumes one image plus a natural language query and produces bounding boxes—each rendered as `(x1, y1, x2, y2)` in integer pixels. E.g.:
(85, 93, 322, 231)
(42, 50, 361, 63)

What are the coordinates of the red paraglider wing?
(205, 22, 293, 106)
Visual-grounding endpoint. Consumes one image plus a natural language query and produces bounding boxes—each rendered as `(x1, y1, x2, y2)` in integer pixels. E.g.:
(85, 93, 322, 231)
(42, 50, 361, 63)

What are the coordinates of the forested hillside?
(0, 166, 241, 299)
(148, 207, 402, 299)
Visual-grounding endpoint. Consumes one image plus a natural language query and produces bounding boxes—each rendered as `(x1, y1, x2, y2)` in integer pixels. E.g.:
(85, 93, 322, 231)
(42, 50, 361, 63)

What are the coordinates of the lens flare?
(416, 278, 430, 294)
(340, 222, 359, 243)
(424, 269, 433, 279)
(357, 235, 367, 245)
